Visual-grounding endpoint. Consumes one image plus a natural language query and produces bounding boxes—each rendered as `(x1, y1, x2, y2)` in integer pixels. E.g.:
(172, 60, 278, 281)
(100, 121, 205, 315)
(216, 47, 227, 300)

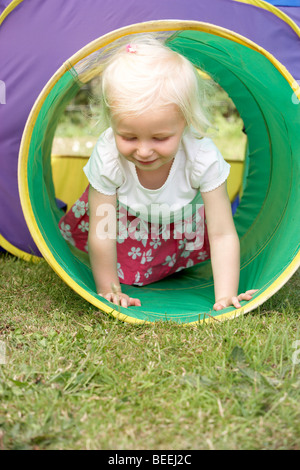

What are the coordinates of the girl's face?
(111, 104, 186, 172)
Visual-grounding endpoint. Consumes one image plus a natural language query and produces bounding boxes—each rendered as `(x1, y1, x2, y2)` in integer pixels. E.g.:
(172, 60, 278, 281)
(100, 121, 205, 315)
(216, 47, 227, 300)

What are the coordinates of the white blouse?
(83, 127, 230, 224)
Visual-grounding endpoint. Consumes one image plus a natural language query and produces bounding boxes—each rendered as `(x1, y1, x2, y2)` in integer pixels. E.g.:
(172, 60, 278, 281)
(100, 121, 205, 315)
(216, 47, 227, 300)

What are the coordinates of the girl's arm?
(88, 185, 141, 308)
(201, 182, 257, 311)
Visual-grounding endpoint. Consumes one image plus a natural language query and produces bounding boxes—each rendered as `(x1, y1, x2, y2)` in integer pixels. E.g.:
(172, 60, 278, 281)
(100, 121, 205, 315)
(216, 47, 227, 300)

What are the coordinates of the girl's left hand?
(213, 289, 258, 311)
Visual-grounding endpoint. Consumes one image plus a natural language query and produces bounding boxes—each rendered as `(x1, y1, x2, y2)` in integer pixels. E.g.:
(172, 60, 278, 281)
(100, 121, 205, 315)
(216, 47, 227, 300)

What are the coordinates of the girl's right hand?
(98, 291, 141, 308)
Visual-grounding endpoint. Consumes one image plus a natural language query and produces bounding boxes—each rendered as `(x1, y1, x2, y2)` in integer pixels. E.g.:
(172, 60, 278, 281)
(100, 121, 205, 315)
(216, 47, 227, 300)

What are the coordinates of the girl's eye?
(122, 136, 136, 141)
(154, 137, 169, 142)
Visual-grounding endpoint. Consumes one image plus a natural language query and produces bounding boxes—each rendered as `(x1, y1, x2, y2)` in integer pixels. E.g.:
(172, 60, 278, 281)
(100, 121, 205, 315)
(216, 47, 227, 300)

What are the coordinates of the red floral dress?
(59, 185, 210, 286)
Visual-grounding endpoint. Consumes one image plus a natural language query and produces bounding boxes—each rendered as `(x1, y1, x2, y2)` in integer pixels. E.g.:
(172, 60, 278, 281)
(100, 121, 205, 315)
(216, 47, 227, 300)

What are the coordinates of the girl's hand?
(99, 291, 141, 308)
(213, 289, 258, 311)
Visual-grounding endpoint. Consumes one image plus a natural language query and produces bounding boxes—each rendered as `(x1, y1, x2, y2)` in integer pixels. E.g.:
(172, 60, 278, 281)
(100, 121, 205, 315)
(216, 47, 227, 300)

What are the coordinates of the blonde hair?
(99, 34, 212, 135)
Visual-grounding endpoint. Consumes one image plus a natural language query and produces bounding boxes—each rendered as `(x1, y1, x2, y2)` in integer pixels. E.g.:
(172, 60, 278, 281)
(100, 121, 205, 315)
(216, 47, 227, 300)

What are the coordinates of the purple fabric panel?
(1, 0, 300, 255)
(213, 2, 300, 79)
(280, 6, 300, 24)
(0, 0, 11, 15)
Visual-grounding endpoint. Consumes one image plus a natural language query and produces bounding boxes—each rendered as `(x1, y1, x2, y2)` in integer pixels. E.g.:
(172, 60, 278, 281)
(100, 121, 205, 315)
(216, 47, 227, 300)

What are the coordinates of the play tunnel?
(18, 20, 300, 324)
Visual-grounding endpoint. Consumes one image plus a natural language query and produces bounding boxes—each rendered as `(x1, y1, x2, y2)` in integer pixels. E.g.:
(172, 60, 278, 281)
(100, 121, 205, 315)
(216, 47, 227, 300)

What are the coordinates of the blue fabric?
(266, 1, 300, 6)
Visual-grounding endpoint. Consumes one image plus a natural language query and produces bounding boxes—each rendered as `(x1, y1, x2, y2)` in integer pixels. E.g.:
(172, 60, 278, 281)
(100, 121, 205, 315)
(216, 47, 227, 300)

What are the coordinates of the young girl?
(59, 35, 256, 310)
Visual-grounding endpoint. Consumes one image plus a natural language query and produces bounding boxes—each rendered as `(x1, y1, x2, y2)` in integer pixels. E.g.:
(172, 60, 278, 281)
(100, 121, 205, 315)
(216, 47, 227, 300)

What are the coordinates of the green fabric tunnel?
(19, 25, 300, 324)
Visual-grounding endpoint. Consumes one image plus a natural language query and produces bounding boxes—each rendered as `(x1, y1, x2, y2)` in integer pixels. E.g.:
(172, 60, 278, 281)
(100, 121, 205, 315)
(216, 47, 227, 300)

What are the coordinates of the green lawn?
(0, 253, 299, 450)
(1, 85, 299, 450)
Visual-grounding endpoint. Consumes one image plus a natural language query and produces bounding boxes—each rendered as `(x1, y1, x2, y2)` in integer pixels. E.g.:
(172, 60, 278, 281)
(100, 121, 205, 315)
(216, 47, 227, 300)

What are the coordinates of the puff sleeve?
(83, 128, 124, 195)
(184, 132, 231, 193)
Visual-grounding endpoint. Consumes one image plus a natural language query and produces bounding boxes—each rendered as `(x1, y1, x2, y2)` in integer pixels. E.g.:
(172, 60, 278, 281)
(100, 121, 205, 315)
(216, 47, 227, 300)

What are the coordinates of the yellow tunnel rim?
(18, 19, 300, 325)
(0, 233, 41, 262)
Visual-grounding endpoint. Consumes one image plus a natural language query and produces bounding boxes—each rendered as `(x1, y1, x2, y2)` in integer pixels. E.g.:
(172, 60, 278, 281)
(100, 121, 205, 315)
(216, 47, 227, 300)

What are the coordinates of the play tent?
(1, 0, 300, 323)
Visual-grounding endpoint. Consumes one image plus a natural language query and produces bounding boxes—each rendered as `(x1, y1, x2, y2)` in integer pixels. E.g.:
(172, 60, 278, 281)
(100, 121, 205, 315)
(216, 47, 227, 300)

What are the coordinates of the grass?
(0, 253, 299, 450)
(2, 85, 299, 450)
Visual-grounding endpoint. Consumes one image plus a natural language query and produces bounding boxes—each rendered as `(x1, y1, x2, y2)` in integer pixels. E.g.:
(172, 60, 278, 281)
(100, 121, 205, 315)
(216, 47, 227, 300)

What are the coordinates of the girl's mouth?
(136, 159, 157, 165)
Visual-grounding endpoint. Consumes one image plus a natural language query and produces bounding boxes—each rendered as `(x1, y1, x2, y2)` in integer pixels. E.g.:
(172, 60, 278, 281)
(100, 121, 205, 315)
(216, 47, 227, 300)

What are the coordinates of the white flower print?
(118, 205, 128, 223)
(179, 238, 191, 258)
(149, 239, 162, 249)
(128, 218, 149, 245)
(183, 216, 194, 238)
(60, 221, 70, 237)
(145, 267, 152, 279)
(150, 239, 161, 250)
(133, 271, 144, 286)
(72, 199, 87, 218)
(78, 220, 89, 232)
(128, 247, 142, 260)
(186, 259, 194, 268)
(186, 235, 204, 252)
(178, 239, 186, 250)
(117, 262, 124, 280)
(163, 253, 177, 267)
(174, 220, 184, 240)
(117, 220, 128, 244)
(149, 223, 160, 240)
(141, 249, 153, 265)
(197, 251, 208, 261)
(59, 222, 76, 246)
(161, 224, 171, 241)
(183, 208, 204, 241)
(175, 266, 185, 273)
(196, 221, 204, 237)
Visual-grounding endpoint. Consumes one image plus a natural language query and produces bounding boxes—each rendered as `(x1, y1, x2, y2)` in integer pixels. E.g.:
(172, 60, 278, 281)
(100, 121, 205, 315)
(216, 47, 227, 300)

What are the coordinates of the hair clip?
(126, 44, 137, 53)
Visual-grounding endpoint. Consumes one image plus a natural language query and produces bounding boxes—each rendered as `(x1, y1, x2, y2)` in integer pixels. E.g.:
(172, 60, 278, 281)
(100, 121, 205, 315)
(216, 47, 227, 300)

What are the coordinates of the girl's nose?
(136, 142, 153, 158)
